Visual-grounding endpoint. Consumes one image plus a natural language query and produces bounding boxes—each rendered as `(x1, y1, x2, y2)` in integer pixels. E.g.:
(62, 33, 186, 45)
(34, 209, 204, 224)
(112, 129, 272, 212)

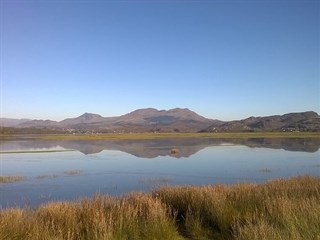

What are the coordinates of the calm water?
(1, 138, 319, 208)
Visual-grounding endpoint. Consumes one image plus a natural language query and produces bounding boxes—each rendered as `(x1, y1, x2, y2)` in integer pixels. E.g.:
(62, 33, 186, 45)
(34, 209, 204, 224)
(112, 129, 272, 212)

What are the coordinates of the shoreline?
(1, 132, 320, 141)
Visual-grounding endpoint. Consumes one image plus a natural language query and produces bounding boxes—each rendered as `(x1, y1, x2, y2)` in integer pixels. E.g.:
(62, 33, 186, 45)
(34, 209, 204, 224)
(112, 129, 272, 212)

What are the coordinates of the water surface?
(1, 138, 319, 208)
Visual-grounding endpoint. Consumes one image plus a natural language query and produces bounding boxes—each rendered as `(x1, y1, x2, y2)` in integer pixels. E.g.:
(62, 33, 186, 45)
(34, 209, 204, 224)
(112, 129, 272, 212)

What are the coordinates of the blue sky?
(1, 0, 319, 121)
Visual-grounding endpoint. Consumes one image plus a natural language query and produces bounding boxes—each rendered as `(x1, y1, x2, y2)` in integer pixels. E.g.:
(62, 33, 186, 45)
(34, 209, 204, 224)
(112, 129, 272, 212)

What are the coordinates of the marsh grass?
(0, 176, 23, 183)
(0, 176, 319, 239)
(0, 194, 182, 240)
(154, 176, 320, 240)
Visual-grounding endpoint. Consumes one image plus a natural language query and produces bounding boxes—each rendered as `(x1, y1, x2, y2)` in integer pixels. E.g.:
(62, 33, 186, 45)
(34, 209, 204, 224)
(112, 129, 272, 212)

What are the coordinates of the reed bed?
(0, 194, 181, 240)
(0, 176, 319, 239)
(154, 175, 320, 240)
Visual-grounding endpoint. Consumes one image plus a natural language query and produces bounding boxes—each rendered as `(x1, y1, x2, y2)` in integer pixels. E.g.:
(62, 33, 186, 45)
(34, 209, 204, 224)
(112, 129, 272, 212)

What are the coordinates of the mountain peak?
(79, 112, 102, 118)
(168, 107, 190, 112)
(59, 112, 105, 126)
(128, 108, 159, 115)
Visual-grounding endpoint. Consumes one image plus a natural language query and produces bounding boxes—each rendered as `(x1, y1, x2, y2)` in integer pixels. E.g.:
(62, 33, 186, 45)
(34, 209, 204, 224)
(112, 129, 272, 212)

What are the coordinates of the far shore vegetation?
(0, 176, 319, 239)
(0, 131, 319, 141)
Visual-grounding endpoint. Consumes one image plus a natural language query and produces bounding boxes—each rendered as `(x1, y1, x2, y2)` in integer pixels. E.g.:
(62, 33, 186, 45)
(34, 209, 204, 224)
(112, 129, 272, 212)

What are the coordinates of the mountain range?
(1, 108, 319, 133)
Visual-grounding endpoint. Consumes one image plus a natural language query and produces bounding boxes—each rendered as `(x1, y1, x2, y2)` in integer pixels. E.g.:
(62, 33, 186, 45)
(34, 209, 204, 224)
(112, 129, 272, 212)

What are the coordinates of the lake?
(1, 137, 319, 208)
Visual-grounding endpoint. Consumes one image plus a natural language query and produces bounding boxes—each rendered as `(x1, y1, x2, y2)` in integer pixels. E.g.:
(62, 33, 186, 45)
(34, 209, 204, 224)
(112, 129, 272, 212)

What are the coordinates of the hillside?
(204, 111, 320, 132)
(1, 108, 218, 133)
(59, 113, 107, 127)
(1, 109, 319, 133)
(0, 118, 30, 127)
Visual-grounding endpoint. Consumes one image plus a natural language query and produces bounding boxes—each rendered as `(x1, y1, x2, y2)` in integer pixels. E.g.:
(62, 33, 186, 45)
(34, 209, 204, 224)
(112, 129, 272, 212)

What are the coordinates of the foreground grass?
(0, 176, 23, 183)
(155, 176, 320, 240)
(0, 176, 319, 239)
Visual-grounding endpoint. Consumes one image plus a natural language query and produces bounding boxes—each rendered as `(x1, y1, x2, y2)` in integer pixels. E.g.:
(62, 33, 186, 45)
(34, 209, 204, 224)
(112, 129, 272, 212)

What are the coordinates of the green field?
(1, 132, 319, 141)
(1, 176, 319, 240)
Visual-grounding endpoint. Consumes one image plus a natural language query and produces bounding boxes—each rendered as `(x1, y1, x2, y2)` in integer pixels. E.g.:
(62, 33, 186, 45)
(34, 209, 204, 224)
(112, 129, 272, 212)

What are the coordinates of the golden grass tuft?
(170, 148, 180, 155)
(0, 176, 23, 183)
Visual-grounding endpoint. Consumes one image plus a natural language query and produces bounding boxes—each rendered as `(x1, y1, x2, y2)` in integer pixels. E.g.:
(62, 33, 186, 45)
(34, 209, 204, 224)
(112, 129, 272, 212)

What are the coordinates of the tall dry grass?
(154, 175, 320, 240)
(0, 194, 182, 240)
(0, 176, 319, 240)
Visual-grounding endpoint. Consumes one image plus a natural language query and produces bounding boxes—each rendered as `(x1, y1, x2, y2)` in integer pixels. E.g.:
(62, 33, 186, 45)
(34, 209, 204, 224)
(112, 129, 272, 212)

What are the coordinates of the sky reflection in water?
(0, 138, 319, 208)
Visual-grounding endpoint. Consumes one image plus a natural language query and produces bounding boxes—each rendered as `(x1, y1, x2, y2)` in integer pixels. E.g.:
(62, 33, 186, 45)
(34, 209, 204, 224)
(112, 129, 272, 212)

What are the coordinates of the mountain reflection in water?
(1, 138, 319, 157)
(1, 137, 319, 209)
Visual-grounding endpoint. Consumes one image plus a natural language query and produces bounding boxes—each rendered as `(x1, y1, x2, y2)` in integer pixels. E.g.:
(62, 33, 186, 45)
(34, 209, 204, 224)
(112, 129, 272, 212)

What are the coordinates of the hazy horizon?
(1, 0, 319, 121)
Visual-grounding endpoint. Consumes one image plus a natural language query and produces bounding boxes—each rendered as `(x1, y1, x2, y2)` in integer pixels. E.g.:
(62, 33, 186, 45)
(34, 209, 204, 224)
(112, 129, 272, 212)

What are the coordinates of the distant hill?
(0, 108, 219, 133)
(203, 111, 320, 132)
(0, 118, 30, 127)
(18, 119, 59, 128)
(1, 109, 319, 133)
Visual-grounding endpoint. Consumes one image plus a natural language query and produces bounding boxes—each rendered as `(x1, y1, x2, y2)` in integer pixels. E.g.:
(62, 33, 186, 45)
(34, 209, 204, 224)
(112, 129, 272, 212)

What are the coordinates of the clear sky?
(1, 0, 319, 121)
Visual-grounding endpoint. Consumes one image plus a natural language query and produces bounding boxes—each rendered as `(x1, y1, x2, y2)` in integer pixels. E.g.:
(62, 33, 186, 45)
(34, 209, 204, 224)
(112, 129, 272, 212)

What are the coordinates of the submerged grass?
(0, 176, 319, 239)
(64, 170, 82, 175)
(0, 176, 23, 183)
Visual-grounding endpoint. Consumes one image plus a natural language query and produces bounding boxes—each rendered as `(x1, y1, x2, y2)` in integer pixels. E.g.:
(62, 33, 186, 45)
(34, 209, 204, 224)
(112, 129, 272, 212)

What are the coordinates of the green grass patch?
(0, 176, 319, 239)
(0, 176, 23, 183)
(1, 132, 318, 141)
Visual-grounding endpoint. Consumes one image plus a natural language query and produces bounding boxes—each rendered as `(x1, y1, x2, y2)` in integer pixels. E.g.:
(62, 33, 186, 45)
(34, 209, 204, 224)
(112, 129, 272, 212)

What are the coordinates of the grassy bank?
(1, 176, 319, 239)
(1, 132, 319, 141)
